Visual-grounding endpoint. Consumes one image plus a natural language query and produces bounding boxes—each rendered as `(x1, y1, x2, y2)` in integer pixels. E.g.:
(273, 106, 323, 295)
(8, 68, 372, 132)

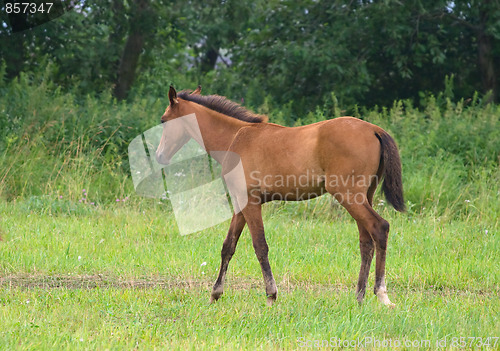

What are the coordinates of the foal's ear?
(168, 85, 178, 105)
(191, 85, 202, 95)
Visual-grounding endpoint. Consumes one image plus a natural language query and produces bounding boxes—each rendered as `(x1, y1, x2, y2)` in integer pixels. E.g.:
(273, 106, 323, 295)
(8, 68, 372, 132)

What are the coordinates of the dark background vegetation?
(1, 0, 499, 110)
(0, 0, 499, 219)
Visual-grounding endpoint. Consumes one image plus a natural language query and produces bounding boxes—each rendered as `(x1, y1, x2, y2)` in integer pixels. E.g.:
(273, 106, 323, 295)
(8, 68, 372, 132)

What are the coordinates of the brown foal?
(156, 86, 405, 307)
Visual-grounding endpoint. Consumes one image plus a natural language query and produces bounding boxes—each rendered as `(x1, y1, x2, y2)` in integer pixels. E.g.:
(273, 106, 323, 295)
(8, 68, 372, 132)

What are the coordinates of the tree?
(0, 0, 174, 99)
(218, 0, 499, 112)
(113, 0, 155, 100)
(443, 0, 500, 102)
(1, 0, 498, 109)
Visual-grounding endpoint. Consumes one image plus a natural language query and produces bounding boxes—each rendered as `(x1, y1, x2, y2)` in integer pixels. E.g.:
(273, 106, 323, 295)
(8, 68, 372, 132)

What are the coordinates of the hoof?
(356, 291, 366, 306)
(210, 290, 223, 303)
(376, 290, 395, 308)
(266, 292, 277, 307)
(266, 296, 275, 307)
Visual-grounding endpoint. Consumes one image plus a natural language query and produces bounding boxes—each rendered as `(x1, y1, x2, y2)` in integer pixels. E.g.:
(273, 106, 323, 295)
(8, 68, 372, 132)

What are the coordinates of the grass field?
(0, 76, 499, 349)
(0, 197, 498, 350)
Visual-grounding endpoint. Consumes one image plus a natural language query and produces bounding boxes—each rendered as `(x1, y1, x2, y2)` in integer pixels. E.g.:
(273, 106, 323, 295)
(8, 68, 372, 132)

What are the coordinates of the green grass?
(1, 199, 498, 349)
(1, 287, 497, 350)
(0, 70, 499, 349)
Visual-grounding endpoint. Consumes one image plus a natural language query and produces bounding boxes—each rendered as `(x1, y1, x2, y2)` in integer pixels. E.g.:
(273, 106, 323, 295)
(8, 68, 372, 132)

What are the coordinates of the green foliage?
(0, 68, 498, 222)
(2, 1, 499, 108)
(205, 0, 500, 115)
(0, 64, 162, 202)
(0, 0, 179, 97)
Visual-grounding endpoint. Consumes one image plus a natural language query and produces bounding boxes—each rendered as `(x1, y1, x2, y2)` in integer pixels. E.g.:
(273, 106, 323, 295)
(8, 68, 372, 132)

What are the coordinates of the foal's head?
(156, 85, 267, 165)
(156, 86, 202, 165)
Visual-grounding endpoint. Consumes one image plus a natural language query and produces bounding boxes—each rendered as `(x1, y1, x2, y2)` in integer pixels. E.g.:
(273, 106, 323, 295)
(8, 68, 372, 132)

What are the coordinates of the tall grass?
(364, 97, 499, 222)
(0, 63, 162, 203)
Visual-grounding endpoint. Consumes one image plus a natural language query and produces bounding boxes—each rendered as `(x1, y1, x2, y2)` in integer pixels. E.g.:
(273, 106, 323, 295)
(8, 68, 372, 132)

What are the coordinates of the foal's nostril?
(156, 151, 170, 165)
(155, 151, 163, 164)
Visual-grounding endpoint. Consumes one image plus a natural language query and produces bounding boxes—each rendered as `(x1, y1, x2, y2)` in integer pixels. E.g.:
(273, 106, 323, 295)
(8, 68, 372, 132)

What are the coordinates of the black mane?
(177, 90, 267, 123)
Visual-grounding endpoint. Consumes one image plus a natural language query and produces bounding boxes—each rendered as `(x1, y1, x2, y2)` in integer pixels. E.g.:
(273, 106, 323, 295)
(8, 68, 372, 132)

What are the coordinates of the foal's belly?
(259, 187, 327, 202)
(249, 173, 327, 202)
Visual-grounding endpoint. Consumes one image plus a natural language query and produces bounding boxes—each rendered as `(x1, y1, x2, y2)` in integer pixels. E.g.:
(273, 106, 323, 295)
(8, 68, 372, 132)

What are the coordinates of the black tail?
(375, 131, 405, 212)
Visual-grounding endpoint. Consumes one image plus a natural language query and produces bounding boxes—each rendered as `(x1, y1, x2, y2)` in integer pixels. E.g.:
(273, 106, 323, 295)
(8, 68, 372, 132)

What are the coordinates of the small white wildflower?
(200, 262, 207, 266)
(485, 230, 488, 235)
(78, 256, 82, 261)
(465, 200, 471, 203)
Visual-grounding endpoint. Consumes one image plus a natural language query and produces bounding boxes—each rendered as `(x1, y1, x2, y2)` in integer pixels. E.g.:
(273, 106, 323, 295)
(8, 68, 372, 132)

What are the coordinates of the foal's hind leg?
(355, 181, 377, 304)
(210, 212, 246, 303)
(335, 195, 395, 307)
(356, 223, 374, 305)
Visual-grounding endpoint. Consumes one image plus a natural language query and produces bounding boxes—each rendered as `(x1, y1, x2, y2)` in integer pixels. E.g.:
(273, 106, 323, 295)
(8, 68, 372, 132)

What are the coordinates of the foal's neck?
(196, 108, 250, 155)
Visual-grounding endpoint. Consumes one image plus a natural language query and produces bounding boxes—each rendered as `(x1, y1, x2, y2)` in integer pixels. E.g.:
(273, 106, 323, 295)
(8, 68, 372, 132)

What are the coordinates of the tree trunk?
(477, 0, 497, 103)
(108, 0, 127, 75)
(478, 33, 496, 102)
(114, 33, 145, 100)
(201, 47, 219, 73)
(113, 0, 149, 100)
(3, 34, 26, 79)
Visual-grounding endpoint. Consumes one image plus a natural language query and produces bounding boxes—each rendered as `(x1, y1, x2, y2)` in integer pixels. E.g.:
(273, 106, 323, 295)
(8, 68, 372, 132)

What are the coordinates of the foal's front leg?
(210, 212, 246, 303)
(243, 204, 278, 306)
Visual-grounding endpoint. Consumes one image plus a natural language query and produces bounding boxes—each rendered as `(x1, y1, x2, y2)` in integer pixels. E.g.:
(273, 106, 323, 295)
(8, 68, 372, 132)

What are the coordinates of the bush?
(0, 63, 162, 202)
